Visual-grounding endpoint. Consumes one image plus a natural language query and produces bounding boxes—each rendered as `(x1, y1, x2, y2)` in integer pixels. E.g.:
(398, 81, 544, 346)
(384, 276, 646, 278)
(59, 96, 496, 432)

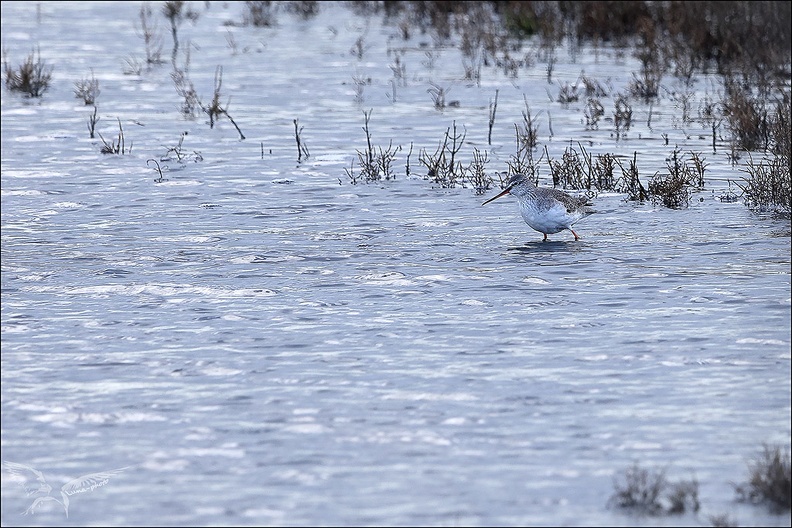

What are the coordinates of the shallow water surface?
(2, 2, 790, 527)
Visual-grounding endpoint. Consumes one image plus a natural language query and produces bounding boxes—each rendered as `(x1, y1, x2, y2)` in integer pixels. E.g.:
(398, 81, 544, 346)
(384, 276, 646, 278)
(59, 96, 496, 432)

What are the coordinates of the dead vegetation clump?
(285, 1, 319, 20)
(613, 94, 633, 139)
(162, 0, 199, 63)
(768, 91, 791, 161)
(615, 152, 648, 202)
(418, 121, 466, 188)
(242, 1, 277, 27)
(608, 462, 700, 516)
(98, 118, 131, 155)
(201, 66, 246, 140)
(136, 2, 164, 66)
(161, 131, 202, 164)
(345, 110, 402, 184)
(543, 143, 618, 192)
(293, 119, 310, 163)
(170, 47, 199, 118)
(722, 79, 771, 153)
(378, 2, 790, 90)
(610, 446, 792, 520)
(735, 444, 791, 512)
(738, 154, 792, 216)
(647, 148, 707, 209)
(3, 48, 52, 98)
(73, 70, 100, 105)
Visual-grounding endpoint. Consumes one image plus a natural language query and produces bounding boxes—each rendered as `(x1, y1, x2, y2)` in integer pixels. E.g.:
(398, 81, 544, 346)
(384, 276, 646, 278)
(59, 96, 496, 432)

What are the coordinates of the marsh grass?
(86, 105, 99, 139)
(722, 80, 769, 152)
(3, 47, 52, 98)
(98, 118, 131, 155)
(580, 73, 608, 98)
(163, 0, 199, 62)
(543, 143, 618, 192)
(613, 94, 633, 139)
(487, 89, 499, 145)
(351, 74, 369, 104)
(136, 2, 164, 66)
(147, 159, 167, 183)
(769, 91, 791, 161)
(170, 48, 198, 117)
(345, 110, 401, 184)
(649, 166, 692, 209)
(122, 56, 144, 76)
(648, 148, 707, 209)
(419, 121, 466, 187)
(615, 152, 649, 202)
(506, 102, 541, 180)
(666, 478, 701, 514)
(584, 97, 605, 130)
(698, 95, 723, 154)
(202, 65, 246, 140)
(737, 155, 791, 215)
(161, 131, 202, 163)
(286, 1, 320, 20)
(608, 462, 700, 516)
(293, 119, 310, 163)
(464, 147, 492, 195)
(734, 444, 791, 512)
(243, 1, 277, 28)
(74, 70, 100, 105)
(709, 513, 739, 527)
(547, 145, 586, 189)
(427, 82, 449, 110)
(556, 81, 579, 106)
(4, 1, 788, 218)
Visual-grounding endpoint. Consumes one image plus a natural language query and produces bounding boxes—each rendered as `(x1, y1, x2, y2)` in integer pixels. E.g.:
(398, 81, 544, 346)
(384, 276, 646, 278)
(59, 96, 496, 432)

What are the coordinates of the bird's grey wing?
(2, 461, 49, 495)
(550, 189, 592, 212)
(61, 467, 130, 495)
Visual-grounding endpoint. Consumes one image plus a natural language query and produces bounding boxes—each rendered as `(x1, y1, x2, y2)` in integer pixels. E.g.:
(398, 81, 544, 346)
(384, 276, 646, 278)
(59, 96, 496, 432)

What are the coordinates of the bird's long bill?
(481, 187, 511, 206)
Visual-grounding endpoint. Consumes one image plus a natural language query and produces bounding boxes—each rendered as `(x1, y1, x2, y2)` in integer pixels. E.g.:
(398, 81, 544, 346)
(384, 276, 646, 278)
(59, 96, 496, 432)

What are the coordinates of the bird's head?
(481, 174, 534, 205)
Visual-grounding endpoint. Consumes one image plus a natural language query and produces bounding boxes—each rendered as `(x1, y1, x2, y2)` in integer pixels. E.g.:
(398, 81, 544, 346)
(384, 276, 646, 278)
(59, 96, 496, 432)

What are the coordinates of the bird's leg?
(543, 233, 548, 242)
(570, 229, 580, 241)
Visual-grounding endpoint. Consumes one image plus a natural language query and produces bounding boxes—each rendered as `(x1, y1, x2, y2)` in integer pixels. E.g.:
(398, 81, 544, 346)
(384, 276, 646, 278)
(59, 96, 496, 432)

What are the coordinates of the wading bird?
(482, 173, 593, 241)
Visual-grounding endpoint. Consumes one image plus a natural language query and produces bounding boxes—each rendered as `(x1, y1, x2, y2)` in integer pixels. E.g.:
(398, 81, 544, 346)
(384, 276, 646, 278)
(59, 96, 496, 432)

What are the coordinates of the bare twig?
(488, 89, 498, 146)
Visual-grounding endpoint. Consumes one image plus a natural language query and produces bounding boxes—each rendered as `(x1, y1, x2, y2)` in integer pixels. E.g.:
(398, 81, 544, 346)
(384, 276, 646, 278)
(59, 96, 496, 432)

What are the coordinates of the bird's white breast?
(518, 199, 579, 234)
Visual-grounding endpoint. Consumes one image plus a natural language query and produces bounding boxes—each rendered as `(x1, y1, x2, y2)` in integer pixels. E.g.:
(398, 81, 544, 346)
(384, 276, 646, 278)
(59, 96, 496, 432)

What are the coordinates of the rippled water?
(2, 2, 790, 526)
